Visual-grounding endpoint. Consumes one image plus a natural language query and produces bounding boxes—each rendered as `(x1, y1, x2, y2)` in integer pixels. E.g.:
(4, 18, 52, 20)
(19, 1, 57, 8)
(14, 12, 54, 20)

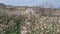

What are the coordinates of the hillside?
(0, 3, 60, 34)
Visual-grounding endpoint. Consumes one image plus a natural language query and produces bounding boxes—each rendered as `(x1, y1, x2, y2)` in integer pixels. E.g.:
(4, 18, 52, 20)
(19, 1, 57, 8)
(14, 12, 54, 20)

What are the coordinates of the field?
(0, 5, 60, 34)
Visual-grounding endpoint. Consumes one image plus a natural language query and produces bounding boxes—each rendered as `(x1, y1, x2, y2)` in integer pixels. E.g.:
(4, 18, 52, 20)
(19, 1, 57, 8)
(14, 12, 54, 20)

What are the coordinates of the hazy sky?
(0, 0, 60, 8)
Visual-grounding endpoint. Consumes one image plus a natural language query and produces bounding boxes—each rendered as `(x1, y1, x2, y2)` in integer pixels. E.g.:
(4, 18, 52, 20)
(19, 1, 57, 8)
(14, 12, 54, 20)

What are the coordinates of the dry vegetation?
(0, 4, 60, 34)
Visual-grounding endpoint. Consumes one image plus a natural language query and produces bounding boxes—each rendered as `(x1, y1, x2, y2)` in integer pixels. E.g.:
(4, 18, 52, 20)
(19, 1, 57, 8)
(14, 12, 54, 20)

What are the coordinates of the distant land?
(0, 3, 60, 17)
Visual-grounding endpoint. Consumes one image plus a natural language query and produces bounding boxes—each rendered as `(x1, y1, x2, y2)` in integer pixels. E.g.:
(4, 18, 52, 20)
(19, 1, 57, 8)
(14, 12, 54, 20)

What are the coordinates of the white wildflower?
(0, 29, 3, 30)
(23, 27, 27, 30)
(21, 31, 27, 34)
(57, 29, 60, 32)
(40, 22, 43, 23)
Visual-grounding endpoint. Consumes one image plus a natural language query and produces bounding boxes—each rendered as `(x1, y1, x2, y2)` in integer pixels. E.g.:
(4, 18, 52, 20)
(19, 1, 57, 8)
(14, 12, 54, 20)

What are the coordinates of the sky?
(0, 0, 60, 8)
